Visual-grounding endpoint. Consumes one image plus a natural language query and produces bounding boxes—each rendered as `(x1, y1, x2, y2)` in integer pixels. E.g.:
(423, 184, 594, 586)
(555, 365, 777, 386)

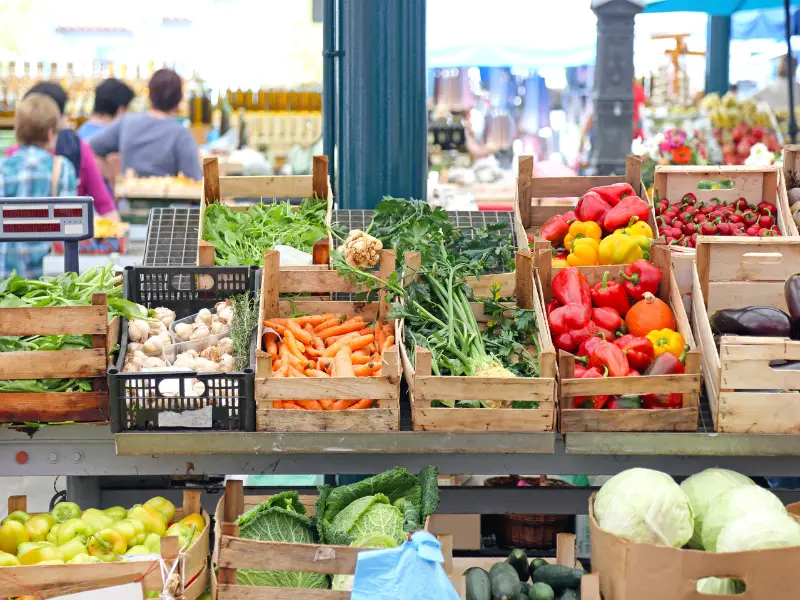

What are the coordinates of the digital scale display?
(3, 222, 61, 233)
(0, 198, 94, 242)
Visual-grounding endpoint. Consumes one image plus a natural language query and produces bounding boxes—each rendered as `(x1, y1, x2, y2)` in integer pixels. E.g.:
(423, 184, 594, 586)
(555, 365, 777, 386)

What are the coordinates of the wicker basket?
(485, 475, 573, 550)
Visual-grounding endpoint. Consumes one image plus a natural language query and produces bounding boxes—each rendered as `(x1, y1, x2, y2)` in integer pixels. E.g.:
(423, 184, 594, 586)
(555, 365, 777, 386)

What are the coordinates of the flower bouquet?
(632, 128, 710, 190)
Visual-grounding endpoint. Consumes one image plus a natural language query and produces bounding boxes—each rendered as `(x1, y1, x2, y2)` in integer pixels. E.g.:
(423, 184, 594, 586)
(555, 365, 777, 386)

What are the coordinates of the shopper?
(5, 82, 119, 221)
(90, 68, 202, 180)
(77, 78, 135, 140)
(0, 94, 77, 278)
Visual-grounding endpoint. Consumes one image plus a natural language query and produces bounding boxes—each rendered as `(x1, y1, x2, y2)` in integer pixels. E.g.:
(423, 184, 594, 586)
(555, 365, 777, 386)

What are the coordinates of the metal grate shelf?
(142, 208, 201, 267)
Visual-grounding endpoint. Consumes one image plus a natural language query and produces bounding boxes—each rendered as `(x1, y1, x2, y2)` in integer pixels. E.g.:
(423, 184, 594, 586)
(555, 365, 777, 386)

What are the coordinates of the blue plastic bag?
(350, 531, 459, 600)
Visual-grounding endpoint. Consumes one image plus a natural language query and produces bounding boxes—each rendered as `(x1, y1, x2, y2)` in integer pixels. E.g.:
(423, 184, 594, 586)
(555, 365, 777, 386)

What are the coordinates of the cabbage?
(680, 468, 755, 549)
(594, 468, 694, 547)
(235, 491, 328, 589)
(696, 577, 744, 595)
(329, 494, 405, 545)
(331, 534, 398, 591)
(716, 511, 800, 553)
(701, 486, 785, 551)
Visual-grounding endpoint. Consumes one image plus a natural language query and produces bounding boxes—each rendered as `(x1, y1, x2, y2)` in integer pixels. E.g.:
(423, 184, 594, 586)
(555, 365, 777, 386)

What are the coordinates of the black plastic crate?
(108, 266, 258, 433)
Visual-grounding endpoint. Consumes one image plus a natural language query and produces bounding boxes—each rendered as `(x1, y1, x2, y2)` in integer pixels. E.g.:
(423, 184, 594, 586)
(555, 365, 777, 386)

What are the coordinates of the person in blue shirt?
(0, 94, 77, 278)
(77, 78, 135, 141)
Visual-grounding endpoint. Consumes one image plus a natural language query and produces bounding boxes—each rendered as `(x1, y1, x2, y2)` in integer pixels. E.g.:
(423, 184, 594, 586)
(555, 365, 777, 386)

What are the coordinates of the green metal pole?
(339, 0, 427, 209)
(705, 16, 731, 96)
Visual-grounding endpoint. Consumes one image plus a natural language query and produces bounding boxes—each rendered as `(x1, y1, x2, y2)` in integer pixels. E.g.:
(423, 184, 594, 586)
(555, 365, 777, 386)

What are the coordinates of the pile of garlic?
(172, 337, 236, 372)
(122, 307, 177, 372)
(173, 301, 235, 342)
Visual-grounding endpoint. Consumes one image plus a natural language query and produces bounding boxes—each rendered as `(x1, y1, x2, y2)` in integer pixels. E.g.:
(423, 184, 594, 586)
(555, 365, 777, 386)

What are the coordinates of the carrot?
(358, 326, 374, 336)
(282, 401, 304, 409)
(318, 357, 334, 370)
(351, 352, 372, 365)
(382, 323, 393, 335)
(278, 363, 289, 377)
(375, 324, 386, 352)
(365, 343, 377, 354)
(287, 319, 313, 345)
(296, 399, 325, 410)
(264, 332, 279, 358)
(304, 323, 316, 336)
(322, 332, 360, 357)
(334, 346, 355, 377)
(347, 399, 375, 409)
(272, 358, 283, 372)
(268, 318, 289, 326)
(382, 335, 395, 353)
(288, 365, 306, 377)
(306, 369, 329, 377)
(349, 334, 374, 352)
(297, 314, 333, 327)
(330, 399, 357, 410)
(284, 330, 307, 362)
(319, 399, 334, 410)
(264, 320, 287, 335)
(312, 335, 326, 355)
(314, 316, 343, 333)
(281, 341, 307, 370)
(318, 318, 365, 341)
(353, 363, 376, 376)
(272, 401, 282, 408)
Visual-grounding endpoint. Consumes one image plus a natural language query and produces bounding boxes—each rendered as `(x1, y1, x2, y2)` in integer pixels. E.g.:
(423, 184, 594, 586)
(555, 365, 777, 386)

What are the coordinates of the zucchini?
(506, 549, 530, 581)
(490, 562, 522, 600)
(528, 558, 548, 580)
(531, 564, 584, 593)
(529, 582, 555, 600)
(558, 590, 579, 600)
(465, 567, 492, 600)
(519, 582, 531, 597)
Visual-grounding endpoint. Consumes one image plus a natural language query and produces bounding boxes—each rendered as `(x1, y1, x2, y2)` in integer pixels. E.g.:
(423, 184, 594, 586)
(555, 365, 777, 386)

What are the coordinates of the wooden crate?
(0, 489, 210, 599)
(781, 144, 800, 236)
(197, 154, 333, 267)
(692, 237, 800, 433)
(517, 154, 651, 238)
(537, 244, 701, 433)
(211, 480, 452, 600)
(401, 250, 558, 432)
(449, 533, 599, 600)
(254, 249, 402, 432)
(0, 293, 120, 423)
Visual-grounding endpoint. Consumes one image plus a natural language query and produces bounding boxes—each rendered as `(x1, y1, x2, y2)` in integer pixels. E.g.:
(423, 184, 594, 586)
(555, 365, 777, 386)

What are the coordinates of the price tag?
(53, 581, 144, 600)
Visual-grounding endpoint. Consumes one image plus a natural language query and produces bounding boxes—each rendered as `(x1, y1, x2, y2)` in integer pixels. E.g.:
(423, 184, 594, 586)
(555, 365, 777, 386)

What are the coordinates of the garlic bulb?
(215, 301, 229, 314)
(173, 353, 197, 369)
(219, 353, 236, 372)
(190, 325, 211, 340)
(217, 337, 234, 356)
(194, 358, 219, 373)
(154, 307, 176, 328)
(144, 356, 167, 368)
(200, 346, 221, 362)
(148, 319, 166, 336)
(174, 323, 193, 341)
(143, 336, 164, 357)
(217, 307, 234, 324)
(186, 349, 199, 358)
(211, 320, 228, 335)
(131, 351, 149, 367)
(127, 342, 143, 354)
(195, 309, 213, 327)
(122, 363, 141, 373)
(128, 319, 150, 343)
(159, 331, 173, 345)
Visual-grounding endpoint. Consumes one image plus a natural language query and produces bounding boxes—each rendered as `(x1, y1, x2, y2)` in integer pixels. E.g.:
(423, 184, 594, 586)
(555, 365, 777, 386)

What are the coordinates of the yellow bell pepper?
(0, 519, 29, 554)
(19, 543, 64, 565)
(646, 329, 686, 358)
(563, 220, 602, 252)
(598, 232, 644, 265)
(25, 514, 55, 542)
(3, 511, 31, 526)
(0, 550, 19, 566)
(620, 217, 654, 239)
(566, 237, 599, 266)
(144, 496, 176, 524)
(87, 528, 127, 562)
(179, 513, 205, 534)
(551, 259, 569, 267)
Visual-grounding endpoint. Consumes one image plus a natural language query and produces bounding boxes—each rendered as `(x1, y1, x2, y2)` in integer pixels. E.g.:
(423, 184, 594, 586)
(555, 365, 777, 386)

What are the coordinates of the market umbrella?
(645, 0, 800, 141)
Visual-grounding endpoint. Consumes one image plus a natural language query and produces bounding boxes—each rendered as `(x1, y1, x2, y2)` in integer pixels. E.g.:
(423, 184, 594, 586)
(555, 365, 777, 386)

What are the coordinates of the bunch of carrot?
(262, 313, 395, 410)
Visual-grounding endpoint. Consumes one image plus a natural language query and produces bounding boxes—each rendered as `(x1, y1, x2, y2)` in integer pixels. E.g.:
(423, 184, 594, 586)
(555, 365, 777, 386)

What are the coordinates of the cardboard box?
(428, 514, 481, 550)
(590, 494, 800, 599)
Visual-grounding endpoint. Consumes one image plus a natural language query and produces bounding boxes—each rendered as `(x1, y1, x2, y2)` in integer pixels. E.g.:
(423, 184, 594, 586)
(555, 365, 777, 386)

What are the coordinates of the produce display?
(231, 466, 438, 591)
(537, 183, 654, 267)
(701, 93, 782, 165)
(0, 496, 203, 566)
(654, 191, 782, 247)
(114, 170, 202, 199)
(632, 128, 711, 190)
(594, 467, 800, 595)
(261, 313, 396, 409)
(203, 199, 328, 266)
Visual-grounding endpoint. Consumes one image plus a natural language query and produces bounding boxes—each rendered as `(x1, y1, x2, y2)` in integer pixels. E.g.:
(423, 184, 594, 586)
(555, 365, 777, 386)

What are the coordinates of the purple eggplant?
(710, 306, 792, 338)
(785, 273, 800, 338)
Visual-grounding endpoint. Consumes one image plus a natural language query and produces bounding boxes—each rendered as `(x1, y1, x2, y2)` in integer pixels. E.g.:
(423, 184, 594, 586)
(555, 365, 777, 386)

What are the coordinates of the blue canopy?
(645, 0, 800, 15)
(733, 7, 800, 39)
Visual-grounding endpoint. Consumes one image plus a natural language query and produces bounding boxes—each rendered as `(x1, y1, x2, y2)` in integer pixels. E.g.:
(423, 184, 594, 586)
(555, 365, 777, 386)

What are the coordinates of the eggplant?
(710, 306, 792, 338)
(785, 273, 800, 338)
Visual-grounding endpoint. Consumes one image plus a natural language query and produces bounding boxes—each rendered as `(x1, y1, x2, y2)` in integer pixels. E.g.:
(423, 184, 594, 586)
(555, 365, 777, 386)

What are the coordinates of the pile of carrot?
(262, 313, 395, 410)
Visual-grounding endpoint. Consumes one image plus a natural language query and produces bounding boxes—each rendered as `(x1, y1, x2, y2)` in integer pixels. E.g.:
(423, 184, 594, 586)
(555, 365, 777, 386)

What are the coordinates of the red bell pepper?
(587, 341, 630, 377)
(562, 210, 577, 223)
(592, 307, 625, 337)
(613, 334, 655, 372)
(548, 304, 593, 352)
(546, 298, 561, 318)
(575, 190, 612, 224)
(576, 333, 605, 360)
(573, 363, 587, 378)
(539, 214, 571, 246)
(641, 345, 688, 409)
(620, 259, 662, 301)
(574, 366, 610, 409)
(603, 196, 652, 232)
(587, 183, 636, 207)
(607, 394, 643, 409)
(591, 271, 630, 316)
(551, 267, 592, 309)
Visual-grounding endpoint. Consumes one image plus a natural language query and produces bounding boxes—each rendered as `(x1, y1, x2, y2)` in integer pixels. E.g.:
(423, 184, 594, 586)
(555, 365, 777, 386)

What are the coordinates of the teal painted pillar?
(338, 0, 427, 209)
(705, 16, 731, 96)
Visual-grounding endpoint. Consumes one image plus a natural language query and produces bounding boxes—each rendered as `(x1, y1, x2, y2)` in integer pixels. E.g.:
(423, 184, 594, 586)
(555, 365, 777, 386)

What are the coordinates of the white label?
(158, 403, 213, 428)
(64, 223, 84, 235)
(54, 582, 143, 599)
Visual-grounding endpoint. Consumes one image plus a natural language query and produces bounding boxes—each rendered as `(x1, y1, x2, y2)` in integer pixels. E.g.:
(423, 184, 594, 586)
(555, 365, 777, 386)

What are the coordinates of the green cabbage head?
(329, 494, 405, 546)
(701, 485, 785, 552)
(594, 468, 694, 548)
(680, 468, 755, 549)
(716, 510, 800, 553)
(331, 534, 398, 592)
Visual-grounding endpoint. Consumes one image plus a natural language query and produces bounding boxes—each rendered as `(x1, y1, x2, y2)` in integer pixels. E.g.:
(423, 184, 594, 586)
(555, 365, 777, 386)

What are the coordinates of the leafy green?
(204, 199, 328, 266)
(235, 491, 328, 589)
(328, 494, 404, 546)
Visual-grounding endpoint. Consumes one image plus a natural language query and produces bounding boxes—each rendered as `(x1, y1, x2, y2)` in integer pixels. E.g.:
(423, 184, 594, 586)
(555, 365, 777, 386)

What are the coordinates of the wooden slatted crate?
(0, 293, 119, 423)
(197, 155, 333, 267)
(537, 244, 701, 433)
(401, 250, 558, 432)
(254, 249, 402, 432)
(692, 237, 800, 433)
(211, 480, 451, 600)
(0, 490, 210, 599)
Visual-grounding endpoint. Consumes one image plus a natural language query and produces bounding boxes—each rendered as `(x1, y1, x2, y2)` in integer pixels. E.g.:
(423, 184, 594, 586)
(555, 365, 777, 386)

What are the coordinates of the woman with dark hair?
(90, 68, 202, 180)
(5, 82, 119, 220)
(78, 78, 135, 140)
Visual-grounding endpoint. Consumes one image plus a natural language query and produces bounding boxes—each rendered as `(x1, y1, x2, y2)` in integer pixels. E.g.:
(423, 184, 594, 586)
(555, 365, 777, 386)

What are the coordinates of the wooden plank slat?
(0, 305, 106, 336)
(218, 175, 313, 199)
(412, 405, 555, 432)
(312, 155, 329, 200)
(217, 584, 350, 600)
(256, 376, 400, 401)
(0, 392, 108, 422)
(717, 392, 800, 434)
(0, 348, 106, 379)
(560, 408, 698, 432)
(278, 268, 362, 294)
(531, 175, 624, 199)
(218, 538, 365, 574)
(415, 376, 556, 403)
(203, 157, 221, 205)
(257, 409, 400, 432)
(560, 373, 701, 397)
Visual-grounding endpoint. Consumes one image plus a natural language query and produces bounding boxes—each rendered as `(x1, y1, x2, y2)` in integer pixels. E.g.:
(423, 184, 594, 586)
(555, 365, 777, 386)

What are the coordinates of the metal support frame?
(705, 16, 731, 96)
